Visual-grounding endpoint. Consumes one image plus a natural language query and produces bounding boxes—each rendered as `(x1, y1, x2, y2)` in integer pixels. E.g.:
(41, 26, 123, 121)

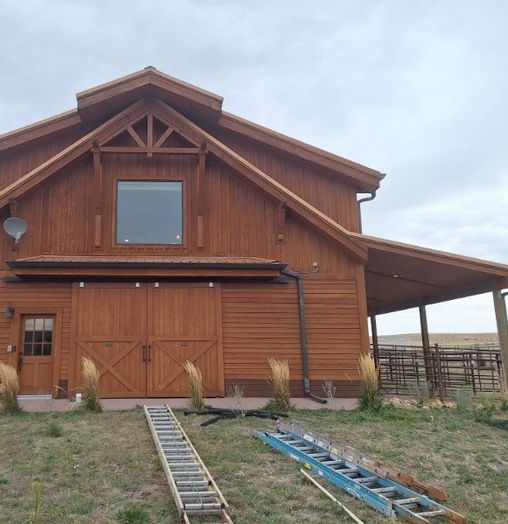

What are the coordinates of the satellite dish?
(3, 217, 27, 244)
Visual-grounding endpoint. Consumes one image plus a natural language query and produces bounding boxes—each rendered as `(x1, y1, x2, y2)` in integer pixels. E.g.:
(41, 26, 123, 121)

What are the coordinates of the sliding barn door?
(75, 285, 147, 398)
(146, 284, 224, 397)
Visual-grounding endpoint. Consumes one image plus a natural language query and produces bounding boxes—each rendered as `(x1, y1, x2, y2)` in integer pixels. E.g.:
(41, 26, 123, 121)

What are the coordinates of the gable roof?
(0, 67, 382, 191)
(0, 98, 367, 261)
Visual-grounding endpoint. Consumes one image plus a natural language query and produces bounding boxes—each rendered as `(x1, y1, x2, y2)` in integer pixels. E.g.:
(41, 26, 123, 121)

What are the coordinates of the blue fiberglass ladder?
(253, 425, 465, 523)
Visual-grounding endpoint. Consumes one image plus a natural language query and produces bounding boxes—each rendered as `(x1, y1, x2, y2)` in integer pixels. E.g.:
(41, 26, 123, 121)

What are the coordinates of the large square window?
(116, 181, 183, 245)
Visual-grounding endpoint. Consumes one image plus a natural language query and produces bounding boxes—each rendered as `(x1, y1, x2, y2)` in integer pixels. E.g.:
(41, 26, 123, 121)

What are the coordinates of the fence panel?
(373, 344, 503, 395)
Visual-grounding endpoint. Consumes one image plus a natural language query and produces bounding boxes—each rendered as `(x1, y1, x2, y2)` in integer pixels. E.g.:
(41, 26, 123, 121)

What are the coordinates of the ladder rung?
(322, 460, 342, 466)
(372, 487, 395, 494)
(355, 476, 378, 484)
(184, 502, 222, 511)
(176, 480, 210, 488)
(417, 510, 446, 517)
(179, 491, 217, 499)
(396, 497, 421, 505)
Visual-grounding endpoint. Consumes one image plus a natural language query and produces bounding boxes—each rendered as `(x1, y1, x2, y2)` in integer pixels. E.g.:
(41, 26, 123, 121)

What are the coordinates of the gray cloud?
(1, 0, 506, 334)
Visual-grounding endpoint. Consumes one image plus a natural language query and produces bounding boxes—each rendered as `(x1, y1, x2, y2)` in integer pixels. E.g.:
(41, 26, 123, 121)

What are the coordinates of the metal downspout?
(357, 174, 386, 233)
(282, 268, 327, 404)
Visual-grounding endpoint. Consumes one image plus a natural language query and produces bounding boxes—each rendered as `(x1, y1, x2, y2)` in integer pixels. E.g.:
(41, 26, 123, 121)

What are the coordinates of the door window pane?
(23, 316, 54, 357)
(116, 181, 183, 244)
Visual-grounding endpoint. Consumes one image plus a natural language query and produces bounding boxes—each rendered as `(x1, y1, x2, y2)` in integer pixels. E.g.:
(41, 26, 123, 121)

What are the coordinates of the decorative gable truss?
(0, 99, 367, 261)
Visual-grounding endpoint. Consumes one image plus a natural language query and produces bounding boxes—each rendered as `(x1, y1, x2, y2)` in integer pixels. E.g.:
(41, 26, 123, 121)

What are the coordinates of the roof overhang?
(355, 234, 508, 315)
(76, 66, 224, 123)
(7, 256, 287, 280)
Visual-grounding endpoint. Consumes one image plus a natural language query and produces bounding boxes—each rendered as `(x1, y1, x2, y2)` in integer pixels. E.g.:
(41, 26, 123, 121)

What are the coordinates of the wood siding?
(0, 96, 369, 399)
(222, 278, 363, 397)
(4, 154, 357, 278)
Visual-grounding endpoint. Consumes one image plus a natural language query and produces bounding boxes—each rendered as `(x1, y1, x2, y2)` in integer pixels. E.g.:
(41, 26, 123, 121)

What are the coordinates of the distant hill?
(374, 333, 499, 347)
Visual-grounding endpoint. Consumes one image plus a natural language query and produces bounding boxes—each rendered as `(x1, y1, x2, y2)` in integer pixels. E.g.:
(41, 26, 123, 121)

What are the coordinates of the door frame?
(11, 307, 63, 397)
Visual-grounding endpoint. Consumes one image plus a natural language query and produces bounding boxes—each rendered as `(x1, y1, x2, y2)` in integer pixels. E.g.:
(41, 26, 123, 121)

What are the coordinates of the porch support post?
(370, 315, 380, 368)
(419, 305, 434, 385)
(493, 290, 508, 389)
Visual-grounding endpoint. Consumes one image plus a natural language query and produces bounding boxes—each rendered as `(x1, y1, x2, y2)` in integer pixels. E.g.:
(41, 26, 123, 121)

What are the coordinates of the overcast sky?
(1, 0, 506, 335)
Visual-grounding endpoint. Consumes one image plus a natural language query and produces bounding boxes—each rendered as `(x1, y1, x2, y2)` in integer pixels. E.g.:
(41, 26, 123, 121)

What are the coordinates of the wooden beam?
(126, 125, 145, 147)
(275, 201, 286, 243)
(147, 113, 154, 158)
(370, 315, 379, 368)
(0, 100, 148, 208)
(419, 305, 434, 384)
(154, 126, 174, 148)
(196, 143, 207, 249)
(98, 146, 200, 155)
(92, 145, 102, 248)
(8, 199, 17, 217)
(151, 99, 367, 262)
(493, 290, 508, 389)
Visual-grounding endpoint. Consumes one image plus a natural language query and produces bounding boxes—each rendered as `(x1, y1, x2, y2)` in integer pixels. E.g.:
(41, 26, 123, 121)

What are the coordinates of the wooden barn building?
(1, 67, 507, 399)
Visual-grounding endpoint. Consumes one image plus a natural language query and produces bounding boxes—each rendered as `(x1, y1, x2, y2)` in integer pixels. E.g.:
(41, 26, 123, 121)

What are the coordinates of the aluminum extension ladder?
(144, 405, 233, 523)
(254, 424, 465, 523)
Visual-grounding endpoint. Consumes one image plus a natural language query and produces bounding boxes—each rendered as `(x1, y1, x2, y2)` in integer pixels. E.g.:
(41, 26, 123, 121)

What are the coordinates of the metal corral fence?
(372, 344, 504, 396)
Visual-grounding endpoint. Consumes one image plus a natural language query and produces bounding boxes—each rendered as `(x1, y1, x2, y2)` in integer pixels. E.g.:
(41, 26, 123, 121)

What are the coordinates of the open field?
(0, 406, 507, 523)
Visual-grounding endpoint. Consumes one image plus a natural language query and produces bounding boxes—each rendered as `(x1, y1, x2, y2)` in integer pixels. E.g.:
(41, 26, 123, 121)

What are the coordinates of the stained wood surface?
(73, 283, 223, 398)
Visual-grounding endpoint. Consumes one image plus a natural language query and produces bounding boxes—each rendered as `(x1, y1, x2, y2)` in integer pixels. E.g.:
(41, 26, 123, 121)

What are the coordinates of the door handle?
(141, 345, 147, 362)
(147, 345, 152, 362)
(17, 355, 23, 372)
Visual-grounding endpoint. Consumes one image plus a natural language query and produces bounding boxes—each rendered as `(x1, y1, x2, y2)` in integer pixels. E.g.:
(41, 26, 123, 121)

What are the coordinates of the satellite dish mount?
(3, 217, 28, 250)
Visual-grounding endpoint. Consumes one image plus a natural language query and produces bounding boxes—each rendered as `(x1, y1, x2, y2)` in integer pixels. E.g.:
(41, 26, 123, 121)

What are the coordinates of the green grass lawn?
(0, 406, 507, 523)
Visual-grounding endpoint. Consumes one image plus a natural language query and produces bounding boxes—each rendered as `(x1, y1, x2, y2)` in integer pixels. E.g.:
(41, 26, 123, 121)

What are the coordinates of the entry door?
(147, 284, 224, 397)
(18, 316, 55, 395)
(75, 286, 148, 398)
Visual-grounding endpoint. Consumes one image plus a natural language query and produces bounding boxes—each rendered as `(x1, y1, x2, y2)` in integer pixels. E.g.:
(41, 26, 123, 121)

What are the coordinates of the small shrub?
(358, 353, 383, 411)
(81, 357, 102, 412)
(268, 358, 291, 412)
(0, 476, 8, 485)
(184, 361, 204, 410)
(226, 383, 245, 413)
(410, 382, 431, 407)
(454, 388, 474, 414)
(45, 421, 63, 438)
(321, 380, 336, 401)
(0, 363, 21, 415)
(115, 502, 149, 524)
(31, 479, 41, 524)
(500, 386, 508, 411)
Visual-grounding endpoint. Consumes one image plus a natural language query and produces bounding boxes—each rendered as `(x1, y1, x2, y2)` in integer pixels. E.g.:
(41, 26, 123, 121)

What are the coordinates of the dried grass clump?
(268, 358, 291, 412)
(81, 357, 102, 412)
(0, 363, 21, 415)
(358, 353, 383, 411)
(184, 361, 204, 410)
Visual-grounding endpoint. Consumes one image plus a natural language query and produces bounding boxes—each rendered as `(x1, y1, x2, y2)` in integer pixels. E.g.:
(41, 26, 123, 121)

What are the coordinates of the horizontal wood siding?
(221, 278, 363, 396)
(0, 280, 72, 382)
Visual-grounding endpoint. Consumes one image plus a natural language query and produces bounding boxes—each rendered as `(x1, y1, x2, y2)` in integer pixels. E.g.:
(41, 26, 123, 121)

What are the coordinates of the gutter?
(282, 268, 327, 404)
(7, 260, 287, 271)
(357, 173, 386, 233)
